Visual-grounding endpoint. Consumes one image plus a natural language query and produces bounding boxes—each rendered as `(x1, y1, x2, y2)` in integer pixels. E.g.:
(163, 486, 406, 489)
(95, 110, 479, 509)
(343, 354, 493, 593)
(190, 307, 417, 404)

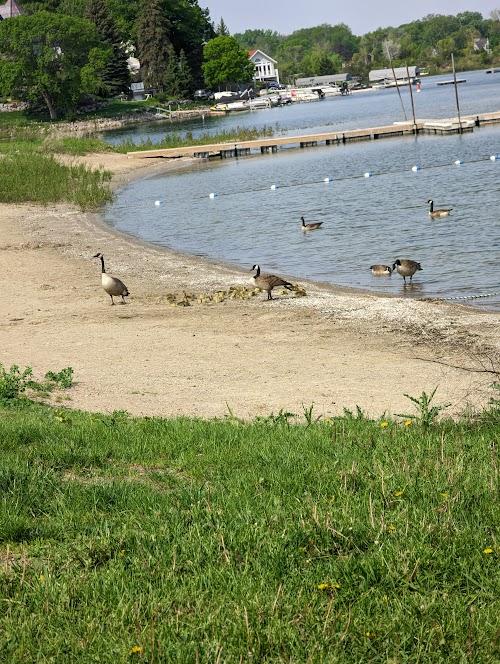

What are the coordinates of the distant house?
(473, 37, 491, 53)
(0, 0, 22, 19)
(369, 66, 419, 84)
(296, 73, 351, 87)
(248, 49, 280, 85)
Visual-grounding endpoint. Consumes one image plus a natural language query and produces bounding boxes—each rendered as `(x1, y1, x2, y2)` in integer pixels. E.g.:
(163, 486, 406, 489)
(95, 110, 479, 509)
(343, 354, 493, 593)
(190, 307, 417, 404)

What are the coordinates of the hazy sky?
(201, 1, 499, 35)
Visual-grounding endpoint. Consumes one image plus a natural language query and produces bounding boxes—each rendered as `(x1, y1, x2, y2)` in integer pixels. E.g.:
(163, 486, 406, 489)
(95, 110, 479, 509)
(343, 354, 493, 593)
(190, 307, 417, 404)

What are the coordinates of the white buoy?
(454, 160, 462, 166)
(411, 165, 420, 172)
(209, 192, 216, 199)
(364, 172, 371, 178)
(490, 155, 498, 161)
(323, 177, 330, 183)
(270, 184, 277, 190)
(154, 200, 161, 206)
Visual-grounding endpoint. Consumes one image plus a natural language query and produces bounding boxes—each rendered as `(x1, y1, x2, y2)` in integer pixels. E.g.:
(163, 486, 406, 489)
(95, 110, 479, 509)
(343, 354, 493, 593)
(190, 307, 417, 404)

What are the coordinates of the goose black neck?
(429, 201, 433, 212)
(301, 216, 305, 226)
(100, 256, 106, 273)
(255, 265, 260, 277)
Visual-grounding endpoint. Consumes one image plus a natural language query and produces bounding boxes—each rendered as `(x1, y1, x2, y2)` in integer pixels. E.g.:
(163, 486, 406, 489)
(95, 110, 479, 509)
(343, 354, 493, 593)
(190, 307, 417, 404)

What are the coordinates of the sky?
(201, 1, 499, 35)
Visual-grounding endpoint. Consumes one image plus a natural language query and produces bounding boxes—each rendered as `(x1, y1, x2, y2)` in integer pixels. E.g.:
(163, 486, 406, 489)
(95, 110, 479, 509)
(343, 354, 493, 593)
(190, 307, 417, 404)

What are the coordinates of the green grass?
(43, 136, 114, 156)
(0, 152, 112, 209)
(0, 398, 498, 663)
(116, 126, 276, 153)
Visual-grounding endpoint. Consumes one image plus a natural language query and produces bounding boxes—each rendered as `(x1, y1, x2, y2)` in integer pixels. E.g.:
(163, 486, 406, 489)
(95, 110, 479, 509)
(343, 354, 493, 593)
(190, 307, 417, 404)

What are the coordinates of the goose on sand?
(93, 253, 129, 304)
(251, 264, 294, 300)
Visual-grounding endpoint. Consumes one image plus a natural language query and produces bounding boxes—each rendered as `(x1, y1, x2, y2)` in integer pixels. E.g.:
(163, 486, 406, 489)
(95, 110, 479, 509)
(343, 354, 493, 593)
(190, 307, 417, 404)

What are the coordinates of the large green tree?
(135, 0, 171, 90)
(0, 12, 106, 118)
(202, 35, 254, 89)
(85, 0, 130, 95)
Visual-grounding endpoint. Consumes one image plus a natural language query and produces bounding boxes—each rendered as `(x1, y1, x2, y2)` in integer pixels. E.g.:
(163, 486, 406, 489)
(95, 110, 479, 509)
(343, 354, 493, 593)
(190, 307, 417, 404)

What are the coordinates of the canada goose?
(301, 216, 324, 231)
(251, 264, 294, 300)
(370, 264, 392, 276)
(392, 259, 422, 284)
(427, 199, 452, 219)
(93, 253, 129, 304)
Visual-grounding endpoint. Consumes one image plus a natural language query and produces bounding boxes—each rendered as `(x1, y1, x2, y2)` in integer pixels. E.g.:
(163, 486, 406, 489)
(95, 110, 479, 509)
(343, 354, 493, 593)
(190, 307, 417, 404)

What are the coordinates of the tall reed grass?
(116, 126, 276, 152)
(0, 153, 112, 209)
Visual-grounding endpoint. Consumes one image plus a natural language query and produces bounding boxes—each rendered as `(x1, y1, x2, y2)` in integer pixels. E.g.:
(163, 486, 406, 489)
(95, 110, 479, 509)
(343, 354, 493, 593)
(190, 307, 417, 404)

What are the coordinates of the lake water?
(104, 70, 500, 309)
(105, 69, 500, 145)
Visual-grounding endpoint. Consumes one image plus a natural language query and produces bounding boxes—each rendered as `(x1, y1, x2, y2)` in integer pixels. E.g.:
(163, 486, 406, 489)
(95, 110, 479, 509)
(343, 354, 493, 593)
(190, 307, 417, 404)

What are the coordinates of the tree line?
(234, 11, 500, 82)
(0, 3, 499, 120)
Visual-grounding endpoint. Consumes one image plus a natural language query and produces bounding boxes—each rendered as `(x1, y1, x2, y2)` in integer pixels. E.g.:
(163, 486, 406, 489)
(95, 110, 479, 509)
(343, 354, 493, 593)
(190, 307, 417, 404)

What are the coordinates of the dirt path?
(0, 154, 498, 419)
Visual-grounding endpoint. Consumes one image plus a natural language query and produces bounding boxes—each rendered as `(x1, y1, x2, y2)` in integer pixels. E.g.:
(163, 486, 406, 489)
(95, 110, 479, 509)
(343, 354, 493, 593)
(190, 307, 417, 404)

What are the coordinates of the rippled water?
(105, 69, 500, 145)
(105, 122, 500, 308)
(105, 122, 500, 309)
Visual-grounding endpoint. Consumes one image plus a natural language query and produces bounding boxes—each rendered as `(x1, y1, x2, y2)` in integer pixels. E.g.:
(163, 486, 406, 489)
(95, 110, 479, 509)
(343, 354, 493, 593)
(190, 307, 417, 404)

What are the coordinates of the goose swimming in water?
(301, 216, 324, 231)
(93, 253, 130, 304)
(370, 264, 392, 276)
(251, 264, 294, 300)
(427, 199, 452, 219)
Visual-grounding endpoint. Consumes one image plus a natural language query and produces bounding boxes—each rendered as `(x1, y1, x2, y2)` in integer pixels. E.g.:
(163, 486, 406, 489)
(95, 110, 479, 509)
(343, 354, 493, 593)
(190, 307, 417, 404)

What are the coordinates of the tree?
(177, 49, 193, 97)
(216, 17, 229, 36)
(85, 0, 130, 95)
(136, 0, 171, 91)
(0, 12, 106, 119)
(202, 35, 254, 89)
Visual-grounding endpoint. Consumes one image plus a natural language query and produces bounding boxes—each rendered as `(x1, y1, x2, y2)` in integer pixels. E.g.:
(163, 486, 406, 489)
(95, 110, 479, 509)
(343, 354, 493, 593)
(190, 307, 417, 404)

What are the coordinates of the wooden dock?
(127, 110, 500, 160)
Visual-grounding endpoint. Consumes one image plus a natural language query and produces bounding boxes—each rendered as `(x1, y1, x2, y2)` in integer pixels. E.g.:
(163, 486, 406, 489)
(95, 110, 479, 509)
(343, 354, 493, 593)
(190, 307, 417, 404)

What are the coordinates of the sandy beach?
(1, 152, 498, 419)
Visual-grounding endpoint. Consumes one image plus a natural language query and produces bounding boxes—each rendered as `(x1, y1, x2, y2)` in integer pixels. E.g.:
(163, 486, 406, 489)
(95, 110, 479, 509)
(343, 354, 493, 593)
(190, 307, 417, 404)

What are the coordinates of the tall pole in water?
(386, 49, 407, 121)
(405, 63, 417, 135)
(451, 53, 463, 134)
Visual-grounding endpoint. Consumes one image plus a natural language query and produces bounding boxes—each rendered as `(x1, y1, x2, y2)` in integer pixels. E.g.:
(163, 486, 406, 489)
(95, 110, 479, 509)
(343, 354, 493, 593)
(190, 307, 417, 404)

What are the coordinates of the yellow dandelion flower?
(39, 574, 45, 583)
(440, 492, 449, 500)
(393, 490, 404, 497)
(365, 631, 375, 638)
(404, 419, 413, 427)
(380, 421, 389, 428)
(483, 547, 494, 555)
(387, 524, 397, 533)
(317, 582, 341, 591)
(130, 645, 143, 655)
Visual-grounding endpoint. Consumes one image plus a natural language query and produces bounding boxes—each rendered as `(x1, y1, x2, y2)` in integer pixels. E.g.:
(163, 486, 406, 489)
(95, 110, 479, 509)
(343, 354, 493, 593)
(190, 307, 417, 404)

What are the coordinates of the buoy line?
(444, 291, 500, 301)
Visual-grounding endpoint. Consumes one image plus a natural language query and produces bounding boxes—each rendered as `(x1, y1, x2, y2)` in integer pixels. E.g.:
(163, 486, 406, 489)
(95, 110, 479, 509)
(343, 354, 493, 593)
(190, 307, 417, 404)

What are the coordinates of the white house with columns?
(248, 49, 280, 85)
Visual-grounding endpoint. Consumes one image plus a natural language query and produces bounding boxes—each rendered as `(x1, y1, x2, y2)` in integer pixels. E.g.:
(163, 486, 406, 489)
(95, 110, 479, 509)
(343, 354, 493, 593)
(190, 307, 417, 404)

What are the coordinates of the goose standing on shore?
(427, 199, 452, 219)
(251, 264, 294, 300)
(392, 259, 422, 284)
(93, 253, 130, 304)
(301, 216, 324, 231)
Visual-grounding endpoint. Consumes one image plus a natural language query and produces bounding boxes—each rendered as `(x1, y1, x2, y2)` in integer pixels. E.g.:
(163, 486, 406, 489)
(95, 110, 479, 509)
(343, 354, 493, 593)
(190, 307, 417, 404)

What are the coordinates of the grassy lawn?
(0, 395, 498, 662)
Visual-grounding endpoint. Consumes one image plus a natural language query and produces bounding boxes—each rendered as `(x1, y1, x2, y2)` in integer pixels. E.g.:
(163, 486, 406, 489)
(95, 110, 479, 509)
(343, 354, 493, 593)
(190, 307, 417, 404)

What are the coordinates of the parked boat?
(437, 79, 466, 86)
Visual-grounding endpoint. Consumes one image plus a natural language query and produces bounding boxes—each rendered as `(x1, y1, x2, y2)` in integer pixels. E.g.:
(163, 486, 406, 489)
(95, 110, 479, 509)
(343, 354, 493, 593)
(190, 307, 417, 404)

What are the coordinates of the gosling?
(93, 252, 129, 304)
(370, 264, 392, 276)
(301, 216, 323, 231)
(392, 259, 422, 284)
(251, 264, 294, 300)
(427, 199, 452, 219)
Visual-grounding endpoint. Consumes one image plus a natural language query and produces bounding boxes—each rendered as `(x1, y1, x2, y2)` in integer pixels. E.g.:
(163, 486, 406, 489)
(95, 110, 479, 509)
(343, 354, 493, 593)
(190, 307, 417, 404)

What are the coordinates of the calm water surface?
(105, 122, 500, 309)
(105, 69, 500, 145)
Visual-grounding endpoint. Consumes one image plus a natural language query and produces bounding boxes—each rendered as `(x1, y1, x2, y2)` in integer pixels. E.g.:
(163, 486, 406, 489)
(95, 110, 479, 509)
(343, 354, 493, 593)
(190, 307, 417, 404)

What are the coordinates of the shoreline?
(1, 152, 498, 419)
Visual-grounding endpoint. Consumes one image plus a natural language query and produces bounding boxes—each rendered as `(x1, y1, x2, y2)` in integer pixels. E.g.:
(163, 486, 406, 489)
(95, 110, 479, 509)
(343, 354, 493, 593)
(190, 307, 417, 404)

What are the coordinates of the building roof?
(296, 73, 351, 86)
(369, 66, 419, 82)
(0, 0, 22, 18)
(248, 49, 277, 64)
